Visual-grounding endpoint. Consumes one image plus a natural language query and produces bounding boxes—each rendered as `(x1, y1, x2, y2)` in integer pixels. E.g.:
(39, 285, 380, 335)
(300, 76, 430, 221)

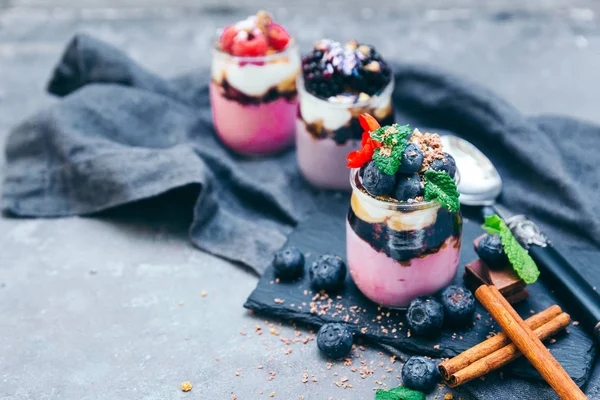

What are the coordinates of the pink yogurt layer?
(346, 220, 460, 308)
(210, 83, 297, 155)
(296, 121, 361, 190)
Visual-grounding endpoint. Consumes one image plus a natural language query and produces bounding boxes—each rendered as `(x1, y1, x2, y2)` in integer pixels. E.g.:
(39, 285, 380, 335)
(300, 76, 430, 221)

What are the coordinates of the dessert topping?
(482, 215, 540, 284)
(347, 113, 460, 211)
(218, 11, 291, 57)
(302, 39, 392, 100)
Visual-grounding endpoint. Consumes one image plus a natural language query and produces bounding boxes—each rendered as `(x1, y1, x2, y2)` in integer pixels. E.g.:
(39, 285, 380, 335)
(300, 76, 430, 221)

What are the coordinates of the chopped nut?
(181, 381, 192, 392)
(364, 61, 381, 72)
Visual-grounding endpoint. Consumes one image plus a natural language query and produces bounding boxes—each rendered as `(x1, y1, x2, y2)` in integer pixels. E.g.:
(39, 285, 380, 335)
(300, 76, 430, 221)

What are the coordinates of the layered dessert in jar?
(211, 11, 300, 155)
(296, 40, 394, 190)
(345, 114, 462, 308)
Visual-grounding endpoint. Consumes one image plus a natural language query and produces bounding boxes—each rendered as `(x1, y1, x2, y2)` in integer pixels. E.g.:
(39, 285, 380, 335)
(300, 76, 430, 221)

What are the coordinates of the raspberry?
(232, 32, 268, 57)
(267, 23, 290, 51)
(219, 25, 237, 53)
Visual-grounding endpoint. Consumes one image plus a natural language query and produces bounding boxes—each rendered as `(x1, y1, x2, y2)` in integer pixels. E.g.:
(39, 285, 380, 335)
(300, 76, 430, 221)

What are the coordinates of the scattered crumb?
(274, 298, 285, 304)
(258, 365, 263, 369)
(235, 370, 241, 376)
(433, 344, 441, 350)
(181, 381, 192, 392)
(231, 396, 237, 400)
(573, 321, 580, 326)
(178, 301, 184, 306)
(549, 338, 557, 344)
(530, 310, 535, 314)
(240, 331, 247, 336)
(269, 392, 275, 397)
(444, 394, 454, 400)
(215, 358, 221, 361)
(270, 328, 280, 335)
(302, 372, 309, 383)
(201, 291, 207, 297)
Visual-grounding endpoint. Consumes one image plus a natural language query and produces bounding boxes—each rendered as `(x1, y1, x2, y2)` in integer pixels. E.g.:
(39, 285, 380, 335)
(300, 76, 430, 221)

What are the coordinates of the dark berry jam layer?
(347, 206, 462, 263)
(215, 78, 297, 106)
(298, 109, 394, 145)
(302, 40, 392, 100)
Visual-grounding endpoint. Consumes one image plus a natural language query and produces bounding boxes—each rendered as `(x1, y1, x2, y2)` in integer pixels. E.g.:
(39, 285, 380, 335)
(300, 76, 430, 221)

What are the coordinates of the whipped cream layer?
(350, 191, 440, 232)
(211, 48, 301, 97)
(299, 83, 393, 132)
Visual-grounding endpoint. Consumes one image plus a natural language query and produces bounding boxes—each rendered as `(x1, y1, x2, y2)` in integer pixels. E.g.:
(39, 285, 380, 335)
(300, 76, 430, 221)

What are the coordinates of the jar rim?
(349, 168, 461, 211)
(296, 75, 395, 109)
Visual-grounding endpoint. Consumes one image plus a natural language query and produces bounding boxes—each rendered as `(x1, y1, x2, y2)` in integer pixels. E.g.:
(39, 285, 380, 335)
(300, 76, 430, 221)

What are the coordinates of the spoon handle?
(505, 215, 600, 343)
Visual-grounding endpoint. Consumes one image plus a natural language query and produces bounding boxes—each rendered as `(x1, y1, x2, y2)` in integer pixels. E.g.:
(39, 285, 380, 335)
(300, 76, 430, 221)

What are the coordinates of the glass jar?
(210, 40, 301, 156)
(296, 78, 394, 190)
(346, 169, 462, 308)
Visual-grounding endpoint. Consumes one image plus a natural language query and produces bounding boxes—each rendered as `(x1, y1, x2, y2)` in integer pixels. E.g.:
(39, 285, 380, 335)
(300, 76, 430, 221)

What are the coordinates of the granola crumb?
(444, 394, 454, 400)
(573, 321, 580, 326)
(181, 381, 192, 392)
(269, 392, 275, 397)
(433, 344, 441, 350)
(235, 370, 241, 376)
(231, 396, 237, 400)
(274, 298, 285, 304)
(201, 291, 207, 297)
(178, 301, 184, 306)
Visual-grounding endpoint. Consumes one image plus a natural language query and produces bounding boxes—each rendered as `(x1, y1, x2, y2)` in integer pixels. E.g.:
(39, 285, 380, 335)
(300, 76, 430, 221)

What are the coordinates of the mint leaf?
(482, 214, 503, 235)
(370, 124, 413, 175)
(374, 386, 425, 400)
(370, 124, 412, 146)
(423, 170, 460, 212)
(373, 144, 405, 175)
(483, 214, 540, 284)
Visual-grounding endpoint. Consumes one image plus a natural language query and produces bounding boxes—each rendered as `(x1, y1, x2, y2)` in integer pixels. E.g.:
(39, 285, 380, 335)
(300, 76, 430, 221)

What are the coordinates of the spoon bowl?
(440, 135, 502, 206)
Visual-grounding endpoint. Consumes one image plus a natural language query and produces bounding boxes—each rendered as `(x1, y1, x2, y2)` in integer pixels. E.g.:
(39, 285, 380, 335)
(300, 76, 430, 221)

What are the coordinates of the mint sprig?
(483, 214, 540, 284)
(375, 386, 425, 400)
(370, 124, 412, 175)
(423, 170, 460, 212)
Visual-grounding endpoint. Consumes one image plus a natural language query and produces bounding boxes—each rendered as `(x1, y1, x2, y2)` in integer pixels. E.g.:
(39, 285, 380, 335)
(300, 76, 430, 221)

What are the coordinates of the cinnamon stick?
(475, 285, 586, 400)
(446, 312, 571, 387)
(438, 304, 563, 380)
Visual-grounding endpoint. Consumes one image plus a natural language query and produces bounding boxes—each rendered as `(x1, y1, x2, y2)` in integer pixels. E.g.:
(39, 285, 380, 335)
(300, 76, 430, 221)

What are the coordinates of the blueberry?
(439, 285, 476, 326)
(272, 247, 305, 280)
(401, 356, 440, 392)
(397, 143, 424, 174)
(393, 173, 423, 202)
(317, 323, 354, 359)
(476, 234, 508, 269)
(362, 161, 396, 196)
(309, 255, 347, 292)
(430, 153, 457, 178)
(406, 296, 444, 337)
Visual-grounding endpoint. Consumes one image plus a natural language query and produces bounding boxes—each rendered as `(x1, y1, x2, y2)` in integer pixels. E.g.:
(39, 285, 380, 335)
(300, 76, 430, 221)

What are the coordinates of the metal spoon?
(441, 135, 600, 343)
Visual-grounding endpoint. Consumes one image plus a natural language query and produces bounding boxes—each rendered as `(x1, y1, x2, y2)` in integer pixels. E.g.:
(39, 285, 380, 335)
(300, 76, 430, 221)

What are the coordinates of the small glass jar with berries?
(296, 39, 394, 190)
(346, 115, 462, 308)
(211, 11, 300, 155)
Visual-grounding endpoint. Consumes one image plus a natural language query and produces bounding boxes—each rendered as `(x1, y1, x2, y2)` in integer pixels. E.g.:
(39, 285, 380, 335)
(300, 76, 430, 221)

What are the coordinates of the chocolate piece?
(464, 260, 529, 304)
(464, 235, 528, 304)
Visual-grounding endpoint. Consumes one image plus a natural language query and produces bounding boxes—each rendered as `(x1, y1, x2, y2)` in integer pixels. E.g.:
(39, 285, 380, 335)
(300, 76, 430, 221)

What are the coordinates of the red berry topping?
(267, 23, 290, 52)
(232, 32, 268, 57)
(219, 25, 237, 53)
(347, 114, 382, 168)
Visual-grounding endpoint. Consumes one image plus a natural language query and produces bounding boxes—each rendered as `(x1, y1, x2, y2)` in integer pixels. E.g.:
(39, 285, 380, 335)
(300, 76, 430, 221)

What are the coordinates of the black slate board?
(244, 194, 596, 384)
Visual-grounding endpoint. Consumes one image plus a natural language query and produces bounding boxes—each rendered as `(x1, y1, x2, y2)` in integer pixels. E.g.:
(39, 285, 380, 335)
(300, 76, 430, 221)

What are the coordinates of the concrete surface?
(0, 1, 599, 399)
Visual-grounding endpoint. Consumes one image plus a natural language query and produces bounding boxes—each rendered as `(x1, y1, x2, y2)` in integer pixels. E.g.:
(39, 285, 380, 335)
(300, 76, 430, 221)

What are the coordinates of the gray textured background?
(1, 1, 599, 399)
